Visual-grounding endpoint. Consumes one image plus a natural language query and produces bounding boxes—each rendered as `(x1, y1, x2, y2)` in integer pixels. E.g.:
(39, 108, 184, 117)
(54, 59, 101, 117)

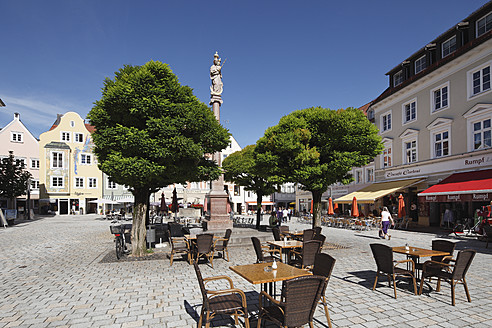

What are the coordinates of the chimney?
(14, 112, 20, 120)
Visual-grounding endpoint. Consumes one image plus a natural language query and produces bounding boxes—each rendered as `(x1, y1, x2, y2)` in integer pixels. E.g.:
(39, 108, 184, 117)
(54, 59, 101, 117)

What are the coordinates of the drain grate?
(323, 242, 351, 250)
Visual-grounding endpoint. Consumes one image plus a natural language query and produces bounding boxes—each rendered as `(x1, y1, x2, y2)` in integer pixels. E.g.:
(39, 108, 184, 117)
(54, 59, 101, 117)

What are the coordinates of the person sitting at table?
(269, 211, 277, 228)
(380, 206, 394, 240)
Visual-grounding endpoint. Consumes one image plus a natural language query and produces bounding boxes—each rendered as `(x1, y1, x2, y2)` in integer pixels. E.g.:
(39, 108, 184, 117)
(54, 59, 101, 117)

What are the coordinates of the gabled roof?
(0, 113, 39, 142)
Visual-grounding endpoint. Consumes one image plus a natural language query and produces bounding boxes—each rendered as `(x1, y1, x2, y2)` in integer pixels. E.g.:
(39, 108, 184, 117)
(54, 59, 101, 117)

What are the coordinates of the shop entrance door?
(59, 199, 69, 215)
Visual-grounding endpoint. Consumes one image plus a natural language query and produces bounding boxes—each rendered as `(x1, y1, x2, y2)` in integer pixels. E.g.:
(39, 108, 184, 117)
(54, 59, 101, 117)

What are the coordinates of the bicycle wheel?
(453, 224, 464, 237)
(115, 237, 124, 259)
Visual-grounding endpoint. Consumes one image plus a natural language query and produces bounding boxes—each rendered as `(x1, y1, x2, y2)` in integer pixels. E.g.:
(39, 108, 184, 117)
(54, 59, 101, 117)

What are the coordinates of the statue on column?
(210, 51, 224, 96)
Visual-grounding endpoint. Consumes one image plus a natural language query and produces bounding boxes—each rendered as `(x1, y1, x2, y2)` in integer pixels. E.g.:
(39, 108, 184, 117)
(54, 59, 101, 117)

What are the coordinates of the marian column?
(207, 51, 232, 231)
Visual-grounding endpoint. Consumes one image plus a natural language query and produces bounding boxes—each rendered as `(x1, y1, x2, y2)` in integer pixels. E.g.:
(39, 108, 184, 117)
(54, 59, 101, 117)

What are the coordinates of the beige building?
(39, 112, 103, 215)
(0, 112, 40, 215)
(355, 3, 492, 226)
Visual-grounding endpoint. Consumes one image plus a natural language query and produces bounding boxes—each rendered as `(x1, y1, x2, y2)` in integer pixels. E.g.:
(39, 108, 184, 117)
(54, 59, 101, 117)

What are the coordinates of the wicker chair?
(193, 262, 250, 328)
(272, 227, 282, 241)
(289, 240, 322, 269)
(251, 237, 281, 263)
(313, 226, 322, 236)
(313, 253, 336, 328)
(370, 243, 417, 299)
(418, 249, 476, 306)
(169, 236, 190, 266)
(415, 240, 455, 272)
(313, 233, 326, 249)
(195, 234, 215, 268)
(303, 229, 315, 242)
(279, 225, 290, 235)
(257, 275, 325, 328)
(214, 229, 232, 262)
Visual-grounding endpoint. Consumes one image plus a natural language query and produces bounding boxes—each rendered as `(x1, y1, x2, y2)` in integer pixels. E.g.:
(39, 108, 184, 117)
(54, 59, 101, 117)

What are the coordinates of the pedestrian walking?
(277, 207, 283, 226)
(380, 206, 394, 240)
(283, 208, 288, 223)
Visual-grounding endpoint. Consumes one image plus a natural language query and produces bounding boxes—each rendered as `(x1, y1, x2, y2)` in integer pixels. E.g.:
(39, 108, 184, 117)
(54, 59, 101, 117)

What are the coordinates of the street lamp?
(26, 178, 31, 220)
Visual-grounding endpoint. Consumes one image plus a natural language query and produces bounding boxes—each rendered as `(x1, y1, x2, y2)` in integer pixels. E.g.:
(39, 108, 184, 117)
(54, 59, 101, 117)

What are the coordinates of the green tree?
(0, 151, 32, 209)
(256, 107, 383, 228)
(222, 145, 278, 229)
(88, 60, 230, 257)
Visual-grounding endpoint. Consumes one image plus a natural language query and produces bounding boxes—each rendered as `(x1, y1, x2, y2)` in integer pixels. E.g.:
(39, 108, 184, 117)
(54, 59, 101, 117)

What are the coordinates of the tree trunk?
(311, 190, 322, 228)
(131, 188, 150, 257)
(255, 192, 263, 230)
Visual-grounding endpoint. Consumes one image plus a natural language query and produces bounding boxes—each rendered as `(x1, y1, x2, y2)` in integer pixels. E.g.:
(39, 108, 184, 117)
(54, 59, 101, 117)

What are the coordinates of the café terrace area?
(0, 214, 491, 328)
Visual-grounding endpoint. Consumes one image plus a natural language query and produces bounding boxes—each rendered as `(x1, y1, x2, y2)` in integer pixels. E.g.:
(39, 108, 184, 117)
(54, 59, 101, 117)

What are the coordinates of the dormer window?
(393, 70, 404, 87)
(477, 12, 492, 37)
(442, 36, 457, 58)
(415, 55, 427, 74)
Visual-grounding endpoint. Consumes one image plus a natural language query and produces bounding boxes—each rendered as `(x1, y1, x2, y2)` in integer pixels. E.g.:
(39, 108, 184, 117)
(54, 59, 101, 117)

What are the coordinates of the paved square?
(1, 215, 491, 327)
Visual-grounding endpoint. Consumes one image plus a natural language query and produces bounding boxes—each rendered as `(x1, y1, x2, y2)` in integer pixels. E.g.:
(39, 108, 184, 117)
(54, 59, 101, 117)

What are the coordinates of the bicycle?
(453, 217, 482, 238)
(110, 221, 132, 259)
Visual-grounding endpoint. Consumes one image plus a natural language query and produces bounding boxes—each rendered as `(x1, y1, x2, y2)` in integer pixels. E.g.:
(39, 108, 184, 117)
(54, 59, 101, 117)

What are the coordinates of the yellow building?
(39, 112, 102, 215)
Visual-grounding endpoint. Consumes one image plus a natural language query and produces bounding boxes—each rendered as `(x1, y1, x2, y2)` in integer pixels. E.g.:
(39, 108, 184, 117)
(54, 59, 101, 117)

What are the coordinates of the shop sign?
(384, 154, 492, 179)
(420, 193, 491, 202)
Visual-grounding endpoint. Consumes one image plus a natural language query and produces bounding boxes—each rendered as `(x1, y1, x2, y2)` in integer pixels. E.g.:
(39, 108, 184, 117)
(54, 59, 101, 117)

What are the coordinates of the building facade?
(39, 112, 103, 215)
(367, 2, 492, 226)
(0, 112, 40, 215)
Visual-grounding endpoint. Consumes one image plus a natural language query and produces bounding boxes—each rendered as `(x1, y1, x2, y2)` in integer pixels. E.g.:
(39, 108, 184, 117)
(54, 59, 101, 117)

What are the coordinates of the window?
(80, 154, 92, 165)
(11, 132, 23, 142)
(51, 176, 64, 188)
(473, 119, 491, 150)
(404, 140, 417, 163)
(107, 177, 117, 189)
(355, 170, 363, 184)
(393, 70, 404, 87)
(442, 36, 456, 58)
(30, 158, 40, 169)
(30, 179, 40, 190)
(88, 178, 97, 188)
(70, 121, 75, 127)
(477, 12, 492, 37)
(468, 62, 491, 98)
(74, 133, 84, 143)
(431, 83, 449, 113)
(51, 152, 63, 168)
(366, 167, 374, 183)
(434, 131, 449, 157)
(234, 185, 240, 196)
(75, 177, 84, 188)
(415, 55, 427, 74)
(15, 157, 26, 168)
(381, 139, 393, 168)
(61, 131, 70, 142)
(403, 99, 417, 124)
(381, 111, 392, 132)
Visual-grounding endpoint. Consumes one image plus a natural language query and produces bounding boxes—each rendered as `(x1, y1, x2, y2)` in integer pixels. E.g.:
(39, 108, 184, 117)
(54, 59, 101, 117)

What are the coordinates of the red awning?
(418, 169, 492, 202)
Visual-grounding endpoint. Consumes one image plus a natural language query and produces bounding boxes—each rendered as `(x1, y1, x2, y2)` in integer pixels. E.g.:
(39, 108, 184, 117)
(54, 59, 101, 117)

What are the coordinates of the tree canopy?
(255, 106, 383, 227)
(222, 145, 278, 229)
(0, 151, 32, 208)
(88, 60, 230, 256)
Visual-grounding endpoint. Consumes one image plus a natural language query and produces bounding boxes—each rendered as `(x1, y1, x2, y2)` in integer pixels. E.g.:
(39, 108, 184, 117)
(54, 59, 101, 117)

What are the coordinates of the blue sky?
(0, 0, 489, 148)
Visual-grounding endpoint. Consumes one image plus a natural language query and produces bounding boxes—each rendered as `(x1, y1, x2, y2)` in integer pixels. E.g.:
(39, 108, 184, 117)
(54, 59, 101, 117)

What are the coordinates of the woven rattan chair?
(289, 240, 322, 269)
(415, 240, 455, 272)
(194, 262, 250, 328)
(313, 253, 336, 328)
(251, 237, 281, 263)
(195, 234, 215, 268)
(272, 227, 282, 241)
(418, 249, 476, 306)
(169, 236, 190, 266)
(214, 229, 232, 262)
(313, 233, 326, 249)
(257, 275, 325, 328)
(303, 229, 315, 242)
(370, 243, 417, 299)
(279, 225, 289, 235)
(313, 226, 322, 236)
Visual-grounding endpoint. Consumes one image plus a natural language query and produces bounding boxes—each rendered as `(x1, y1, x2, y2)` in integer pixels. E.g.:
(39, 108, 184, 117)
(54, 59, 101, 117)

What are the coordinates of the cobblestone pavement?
(1, 215, 491, 328)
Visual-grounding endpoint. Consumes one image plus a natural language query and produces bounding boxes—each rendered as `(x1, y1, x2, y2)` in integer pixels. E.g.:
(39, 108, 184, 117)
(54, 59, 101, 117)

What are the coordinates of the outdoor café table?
(229, 262, 311, 299)
(392, 246, 450, 279)
(283, 231, 303, 240)
(267, 240, 303, 263)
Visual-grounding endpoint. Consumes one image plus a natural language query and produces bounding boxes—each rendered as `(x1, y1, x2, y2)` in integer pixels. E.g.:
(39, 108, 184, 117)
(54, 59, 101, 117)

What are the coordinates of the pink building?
(0, 112, 40, 215)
